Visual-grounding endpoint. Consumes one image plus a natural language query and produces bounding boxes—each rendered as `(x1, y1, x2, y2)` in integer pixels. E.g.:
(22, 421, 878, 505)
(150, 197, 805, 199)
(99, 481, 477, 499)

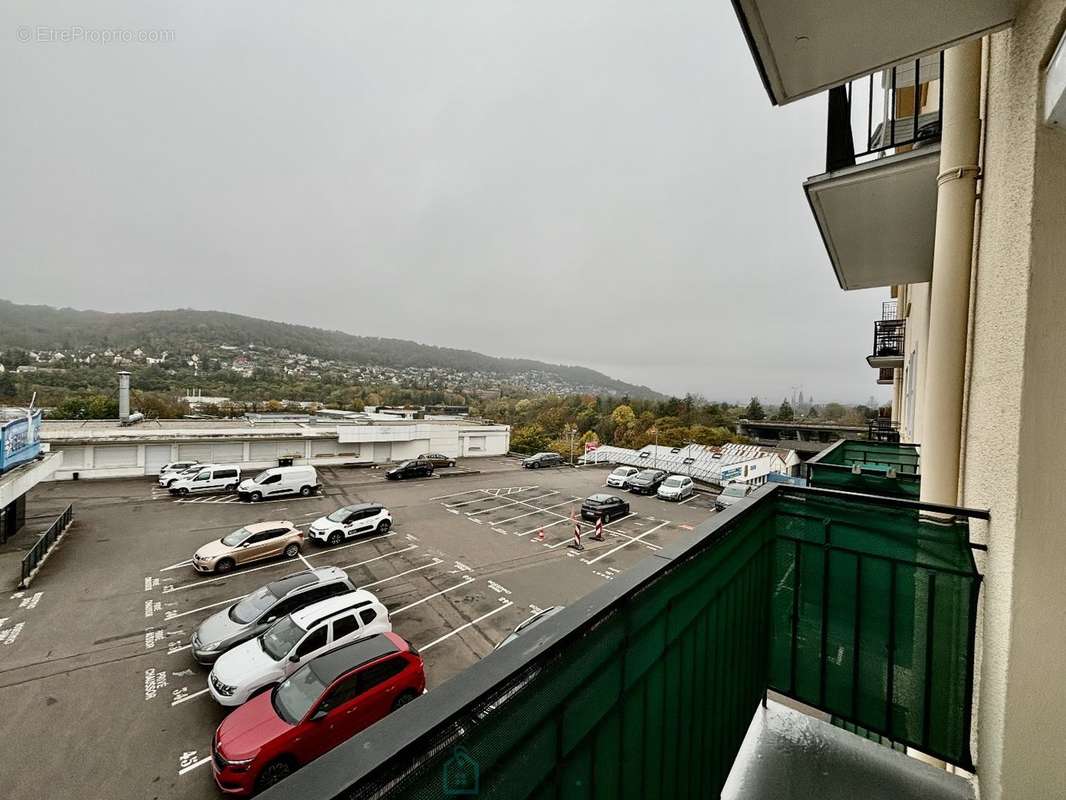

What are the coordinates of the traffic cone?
(536, 528, 545, 542)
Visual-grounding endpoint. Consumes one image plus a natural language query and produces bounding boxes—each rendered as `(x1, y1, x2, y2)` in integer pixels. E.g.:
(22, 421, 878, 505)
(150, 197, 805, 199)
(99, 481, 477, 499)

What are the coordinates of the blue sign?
(767, 472, 808, 487)
(720, 467, 742, 481)
(0, 409, 42, 473)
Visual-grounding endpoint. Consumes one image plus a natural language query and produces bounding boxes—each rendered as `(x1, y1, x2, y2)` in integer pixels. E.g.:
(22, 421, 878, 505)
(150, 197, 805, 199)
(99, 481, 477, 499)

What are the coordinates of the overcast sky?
(2, 1, 889, 404)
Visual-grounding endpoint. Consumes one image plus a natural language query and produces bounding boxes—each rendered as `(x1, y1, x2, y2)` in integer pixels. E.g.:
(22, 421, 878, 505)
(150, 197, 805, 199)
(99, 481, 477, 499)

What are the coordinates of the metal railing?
(872, 318, 906, 360)
(868, 418, 902, 443)
(877, 367, 895, 384)
(260, 485, 984, 800)
(826, 51, 945, 172)
(20, 504, 73, 587)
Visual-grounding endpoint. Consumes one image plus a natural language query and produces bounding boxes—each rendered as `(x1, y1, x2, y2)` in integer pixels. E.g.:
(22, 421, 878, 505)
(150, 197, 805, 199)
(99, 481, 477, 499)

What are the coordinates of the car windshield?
(636, 470, 659, 479)
(229, 586, 276, 624)
(396, 461, 411, 468)
(272, 666, 327, 725)
(260, 616, 306, 661)
(220, 527, 250, 547)
(722, 484, 748, 498)
(663, 477, 684, 487)
(326, 507, 352, 523)
(610, 468, 630, 475)
(252, 471, 274, 484)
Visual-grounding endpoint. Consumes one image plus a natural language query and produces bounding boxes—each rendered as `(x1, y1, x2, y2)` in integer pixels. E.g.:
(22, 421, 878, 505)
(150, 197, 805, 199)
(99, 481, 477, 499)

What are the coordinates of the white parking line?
(419, 600, 514, 651)
(493, 497, 579, 524)
(338, 544, 418, 571)
(360, 558, 443, 589)
(518, 517, 573, 538)
(465, 491, 558, 516)
(392, 575, 475, 614)
(297, 552, 313, 570)
(168, 644, 192, 655)
(159, 559, 193, 572)
(677, 494, 698, 506)
(171, 687, 210, 706)
(178, 756, 212, 776)
(166, 594, 245, 621)
(583, 521, 670, 565)
(430, 488, 484, 501)
(162, 532, 398, 593)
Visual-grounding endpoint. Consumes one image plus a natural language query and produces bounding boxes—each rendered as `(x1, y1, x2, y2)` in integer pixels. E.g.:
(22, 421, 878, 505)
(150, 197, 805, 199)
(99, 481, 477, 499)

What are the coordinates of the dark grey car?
(190, 567, 354, 664)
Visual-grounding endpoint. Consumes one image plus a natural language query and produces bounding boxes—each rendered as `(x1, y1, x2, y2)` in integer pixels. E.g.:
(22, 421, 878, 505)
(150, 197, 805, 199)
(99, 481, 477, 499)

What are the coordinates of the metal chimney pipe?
(118, 371, 131, 422)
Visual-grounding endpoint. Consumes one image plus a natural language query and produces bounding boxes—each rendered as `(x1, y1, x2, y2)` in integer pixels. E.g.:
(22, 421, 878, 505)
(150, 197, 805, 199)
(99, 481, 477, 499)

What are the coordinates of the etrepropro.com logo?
(16, 25, 175, 44)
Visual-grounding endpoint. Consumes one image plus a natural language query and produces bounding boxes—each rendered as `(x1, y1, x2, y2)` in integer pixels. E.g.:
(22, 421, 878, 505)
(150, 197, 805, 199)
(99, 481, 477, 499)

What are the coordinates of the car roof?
(586, 493, 617, 502)
(308, 633, 400, 685)
(612, 465, 638, 471)
(636, 468, 664, 476)
(243, 520, 294, 534)
(665, 474, 689, 480)
(338, 502, 379, 513)
(290, 589, 378, 629)
(266, 567, 346, 597)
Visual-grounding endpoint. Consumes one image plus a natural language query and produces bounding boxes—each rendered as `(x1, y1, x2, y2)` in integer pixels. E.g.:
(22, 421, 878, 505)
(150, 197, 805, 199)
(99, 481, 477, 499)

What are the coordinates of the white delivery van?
(168, 464, 242, 497)
(238, 466, 319, 502)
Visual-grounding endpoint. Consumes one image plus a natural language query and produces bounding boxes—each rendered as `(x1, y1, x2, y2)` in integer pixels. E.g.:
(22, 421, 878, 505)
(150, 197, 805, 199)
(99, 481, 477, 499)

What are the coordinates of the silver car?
(191, 567, 354, 664)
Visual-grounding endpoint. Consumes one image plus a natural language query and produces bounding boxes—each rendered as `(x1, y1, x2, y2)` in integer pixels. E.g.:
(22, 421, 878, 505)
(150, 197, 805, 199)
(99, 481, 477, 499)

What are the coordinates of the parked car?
(192, 521, 304, 574)
(168, 464, 242, 496)
(384, 459, 434, 480)
(627, 469, 668, 495)
(714, 482, 753, 511)
(191, 567, 355, 665)
(307, 504, 392, 546)
(158, 463, 207, 488)
(657, 475, 695, 502)
(580, 493, 631, 522)
(522, 452, 564, 469)
(207, 590, 392, 707)
(211, 632, 425, 796)
(494, 606, 566, 650)
(157, 460, 200, 486)
(605, 466, 640, 489)
(238, 465, 319, 502)
(419, 452, 456, 468)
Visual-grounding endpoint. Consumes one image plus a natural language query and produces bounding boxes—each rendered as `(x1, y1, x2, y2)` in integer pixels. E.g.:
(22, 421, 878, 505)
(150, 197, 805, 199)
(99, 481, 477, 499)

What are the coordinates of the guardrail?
(20, 504, 73, 588)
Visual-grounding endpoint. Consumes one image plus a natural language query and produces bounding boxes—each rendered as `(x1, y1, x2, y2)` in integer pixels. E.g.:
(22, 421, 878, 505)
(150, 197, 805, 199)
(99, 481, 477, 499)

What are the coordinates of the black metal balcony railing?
(260, 485, 985, 800)
(869, 318, 906, 363)
(826, 51, 945, 172)
(878, 367, 895, 384)
(868, 418, 902, 443)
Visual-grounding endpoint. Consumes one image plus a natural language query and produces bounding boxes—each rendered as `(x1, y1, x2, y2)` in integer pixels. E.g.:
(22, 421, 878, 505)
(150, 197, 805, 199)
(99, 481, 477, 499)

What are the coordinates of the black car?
(627, 469, 668, 495)
(580, 493, 631, 522)
(522, 452, 564, 469)
(385, 459, 434, 480)
(419, 452, 456, 468)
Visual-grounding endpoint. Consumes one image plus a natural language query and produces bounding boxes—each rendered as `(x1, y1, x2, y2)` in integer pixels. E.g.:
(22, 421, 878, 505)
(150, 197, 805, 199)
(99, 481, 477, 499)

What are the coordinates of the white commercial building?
(42, 417, 510, 480)
(580, 442, 798, 487)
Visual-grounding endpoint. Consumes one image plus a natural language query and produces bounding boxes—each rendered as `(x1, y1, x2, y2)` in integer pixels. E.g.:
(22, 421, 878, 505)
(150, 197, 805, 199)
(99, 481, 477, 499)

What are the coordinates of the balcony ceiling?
(731, 0, 1018, 105)
(805, 146, 940, 291)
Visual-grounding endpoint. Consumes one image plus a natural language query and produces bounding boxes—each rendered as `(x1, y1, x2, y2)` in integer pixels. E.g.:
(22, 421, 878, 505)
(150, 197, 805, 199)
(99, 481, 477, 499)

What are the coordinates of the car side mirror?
(239, 542, 250, 548)
(264, 615, 276, 624)
(311, 708, 328, 721)
(289, 654, 300, 663)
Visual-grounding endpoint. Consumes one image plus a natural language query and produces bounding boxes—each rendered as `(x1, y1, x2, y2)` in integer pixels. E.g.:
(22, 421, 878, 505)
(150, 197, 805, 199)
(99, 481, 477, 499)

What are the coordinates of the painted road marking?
(165, 594, 245, 621)
(430, 488, 484, 501)
(337, 544, 419, 571)
(171, 687, 210, 706)
(583, 521, 670, 565)
(178, 754, 211, 776)
(419, 599, 514, 651)
(159, 559, 193, 573)
(465, 491, 558, 516)
(492, 497, 579, 524)
(677, 494, 698, 506)
(360, 558, 443, 589)
(392, 575, 475, 614)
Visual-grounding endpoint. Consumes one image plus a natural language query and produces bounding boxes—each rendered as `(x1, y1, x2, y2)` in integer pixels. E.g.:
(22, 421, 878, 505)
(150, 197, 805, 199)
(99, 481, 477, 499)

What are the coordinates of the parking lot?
(0, 458, 718, 799)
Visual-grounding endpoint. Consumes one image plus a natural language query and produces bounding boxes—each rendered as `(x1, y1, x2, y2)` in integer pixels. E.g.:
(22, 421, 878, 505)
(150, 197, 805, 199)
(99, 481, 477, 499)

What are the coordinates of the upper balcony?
(878, 367, 896, 385)
(807, 438, 921, 500)
(730, 0, 1018, 105)
(261, 485, 986, 800)
(805, 55, 944, 291)
(868, 303, 906, 368)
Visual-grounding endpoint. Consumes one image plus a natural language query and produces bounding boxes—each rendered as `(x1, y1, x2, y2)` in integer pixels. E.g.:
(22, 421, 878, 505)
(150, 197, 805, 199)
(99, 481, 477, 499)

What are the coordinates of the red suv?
(211, 632, 425, 795)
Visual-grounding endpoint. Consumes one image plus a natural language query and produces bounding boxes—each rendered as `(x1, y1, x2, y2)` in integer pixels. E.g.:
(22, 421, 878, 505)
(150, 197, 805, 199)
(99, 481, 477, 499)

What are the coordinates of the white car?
(657, 475, 695, 501)
(237, 465, 319, 502)
(168, 464, 242, 496)
(605, 466, 640, 489)
(157, 461, 201, 488)
(308, 503, 392, 546)
(715, 482, 753, 511)
(208, 590, 391, 707)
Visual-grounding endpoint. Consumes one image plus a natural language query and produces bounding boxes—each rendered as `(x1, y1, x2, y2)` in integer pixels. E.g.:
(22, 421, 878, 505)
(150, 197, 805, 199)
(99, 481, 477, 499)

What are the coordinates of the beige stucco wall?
(898, 281, 931, 443)
(960, 2, 1066, 797)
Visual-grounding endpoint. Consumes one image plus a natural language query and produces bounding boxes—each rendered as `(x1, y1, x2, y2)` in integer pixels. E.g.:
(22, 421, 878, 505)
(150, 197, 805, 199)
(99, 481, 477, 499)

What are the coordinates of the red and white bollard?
(590, 516, 605, 541)
(568, 513, 583, 551)
(535, 528, 546, 542)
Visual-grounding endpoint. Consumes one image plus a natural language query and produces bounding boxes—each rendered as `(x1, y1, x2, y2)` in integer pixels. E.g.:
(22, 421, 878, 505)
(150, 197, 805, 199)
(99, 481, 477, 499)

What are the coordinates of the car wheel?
(392, 689, 418, 711)
(283, 543, 300, 559)
(255, 759, 295, 793)
(215, 558, 235, 574)
(178, 487, 189, 497)
(328, 531, 343, 546)
(226, 483, 237, 492)
(449, 461, 455, 467)
(299, 485, 311, 497)
(377, 519, 392, 534)
(250, 491, 262, 503)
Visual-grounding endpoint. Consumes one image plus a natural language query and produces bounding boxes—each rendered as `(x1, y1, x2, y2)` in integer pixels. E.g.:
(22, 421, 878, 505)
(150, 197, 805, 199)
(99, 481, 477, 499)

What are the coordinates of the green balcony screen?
(807, 440, 921, 499)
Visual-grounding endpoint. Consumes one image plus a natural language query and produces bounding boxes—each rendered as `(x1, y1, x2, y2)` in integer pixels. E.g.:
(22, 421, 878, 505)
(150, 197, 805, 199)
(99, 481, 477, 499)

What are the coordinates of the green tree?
(0, 372, 16, 398)
(775, 399, 794, 420)
(823, 402, 846, 421)
(610, 404, 636, 427)
(744, 397, 766, 420)
(510, 424, 549, 454)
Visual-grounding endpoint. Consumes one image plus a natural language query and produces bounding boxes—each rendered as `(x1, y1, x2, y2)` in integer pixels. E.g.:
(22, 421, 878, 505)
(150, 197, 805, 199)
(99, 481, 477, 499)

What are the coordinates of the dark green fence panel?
(807, 440, 921, 499)
(767, 491, 978, 767)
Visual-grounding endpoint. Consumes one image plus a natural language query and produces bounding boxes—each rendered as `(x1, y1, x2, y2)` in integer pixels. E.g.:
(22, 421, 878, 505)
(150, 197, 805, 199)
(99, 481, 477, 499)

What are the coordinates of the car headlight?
(200, 641, 222, 652)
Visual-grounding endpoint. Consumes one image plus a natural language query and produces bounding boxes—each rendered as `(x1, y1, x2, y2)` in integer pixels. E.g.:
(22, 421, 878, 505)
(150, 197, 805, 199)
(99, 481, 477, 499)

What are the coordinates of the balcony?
(868, 314, 906, 369)
(869, 418, 903, 443)
(807, 439, 920, 500)
(261, 485, 985, 800)
(878, 367, 896, 385)
(730, 0, 1018, 105)
(805, 55, 944, 291)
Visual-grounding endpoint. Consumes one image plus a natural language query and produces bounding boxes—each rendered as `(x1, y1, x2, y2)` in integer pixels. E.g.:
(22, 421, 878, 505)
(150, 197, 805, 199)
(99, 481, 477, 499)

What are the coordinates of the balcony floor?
(722, 700, 976, 800)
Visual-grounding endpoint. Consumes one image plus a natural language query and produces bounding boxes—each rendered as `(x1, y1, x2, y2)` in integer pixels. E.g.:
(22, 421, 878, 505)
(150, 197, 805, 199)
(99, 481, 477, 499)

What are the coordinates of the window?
(356, 657, 406, 693)
(359, 608, 378, 626)
(215, 469, 237, 479)
(638, 452, 650, 459)
(193, 472, 209, 482)
(294, 627, 328, 659)
(332, 615, 358, 639)
(683, 457, 695, 465)
(263, 474, 281, 485)
(317, 673, 362, 712)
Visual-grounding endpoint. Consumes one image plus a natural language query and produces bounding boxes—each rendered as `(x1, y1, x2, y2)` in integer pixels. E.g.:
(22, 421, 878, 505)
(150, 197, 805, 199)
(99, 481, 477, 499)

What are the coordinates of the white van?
(168, 464, 242, 497)
(238, 465, 319, 502)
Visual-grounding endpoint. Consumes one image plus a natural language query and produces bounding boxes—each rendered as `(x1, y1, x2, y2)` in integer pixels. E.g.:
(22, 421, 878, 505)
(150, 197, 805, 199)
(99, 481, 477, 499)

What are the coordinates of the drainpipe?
(919, 39, 983, 508)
